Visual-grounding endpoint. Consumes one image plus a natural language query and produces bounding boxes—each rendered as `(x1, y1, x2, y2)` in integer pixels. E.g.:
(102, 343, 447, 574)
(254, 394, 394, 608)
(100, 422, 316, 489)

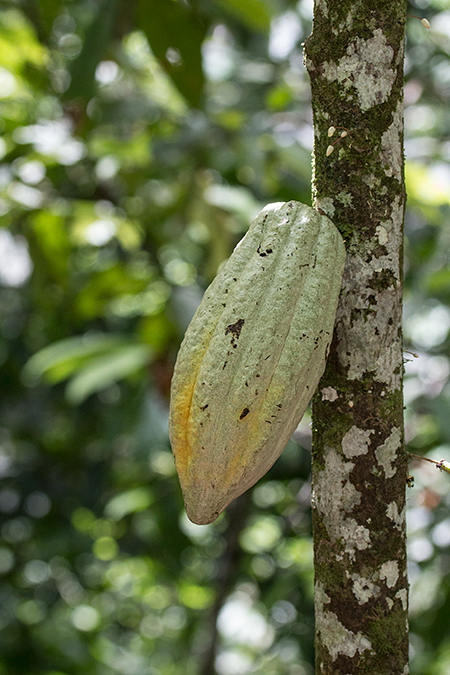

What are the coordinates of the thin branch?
(409, 453, 450, 474)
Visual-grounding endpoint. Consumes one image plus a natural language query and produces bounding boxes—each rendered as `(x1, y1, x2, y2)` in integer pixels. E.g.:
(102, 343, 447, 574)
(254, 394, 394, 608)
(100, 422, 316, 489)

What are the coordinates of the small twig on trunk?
(409, 453, 450, 474)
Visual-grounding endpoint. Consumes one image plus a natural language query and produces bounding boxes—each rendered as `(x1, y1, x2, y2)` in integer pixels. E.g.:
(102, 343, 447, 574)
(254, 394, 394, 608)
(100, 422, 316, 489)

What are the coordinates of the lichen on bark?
(304, 1, 408, 673)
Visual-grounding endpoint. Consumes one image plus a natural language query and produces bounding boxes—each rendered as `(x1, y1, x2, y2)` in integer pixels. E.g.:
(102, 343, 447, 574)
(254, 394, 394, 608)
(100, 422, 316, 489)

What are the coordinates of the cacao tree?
(305, 1, 409, 673)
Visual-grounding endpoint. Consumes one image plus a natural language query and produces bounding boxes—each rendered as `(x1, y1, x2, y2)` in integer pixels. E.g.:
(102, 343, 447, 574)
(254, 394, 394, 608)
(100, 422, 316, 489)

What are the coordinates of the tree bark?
(304, 2, 408, 674)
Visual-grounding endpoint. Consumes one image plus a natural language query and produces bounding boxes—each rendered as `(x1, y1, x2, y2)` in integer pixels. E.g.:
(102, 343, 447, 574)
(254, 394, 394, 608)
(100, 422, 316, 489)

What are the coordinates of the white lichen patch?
(336, 284, 403, 387)
(316, 0, 329, 18)
(323, 30, 395, 111)
(335, 193, 405, 389)
(336, 191, 353, 207)
(380, 560, 399, 588)
(376, 225, 388, 245)
(342, 425, 373, 458)
(322, 386, 338, 402)
(314, 446, 359, 527)
(315, 582, 373, 660)
(362, 173, 378, 189)
(386, 502, 405, 530)
(380, 100, 404, 181)
(386, 597, 394, 610)
(395, 588, 408, 611)
(314, 446, 372, 560)
(351, 574, 380, 604)
(375, 427, 401, 479)
(341, 519, 371, 559)
(380, 219, 394, 235)
(315, 197, 335, 217)
(334, 2, 367, 35)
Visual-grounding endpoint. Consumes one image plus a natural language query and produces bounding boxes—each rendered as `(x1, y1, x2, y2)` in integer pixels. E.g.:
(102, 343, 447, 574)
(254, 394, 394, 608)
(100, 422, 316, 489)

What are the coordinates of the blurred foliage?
(1, 0, 450, 674)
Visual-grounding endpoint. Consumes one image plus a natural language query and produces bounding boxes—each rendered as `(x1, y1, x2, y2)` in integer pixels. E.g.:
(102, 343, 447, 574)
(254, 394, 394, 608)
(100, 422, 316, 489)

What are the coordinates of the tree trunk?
(304, 2, 408, 674)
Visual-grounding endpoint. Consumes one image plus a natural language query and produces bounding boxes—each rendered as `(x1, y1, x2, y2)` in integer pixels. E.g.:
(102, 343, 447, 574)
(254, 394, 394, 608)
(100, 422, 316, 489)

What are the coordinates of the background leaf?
(64, 0, 121, 102)
(211, 0, 275, 33)
(136, 0, 208, 108)
(65, 343, 153, 403)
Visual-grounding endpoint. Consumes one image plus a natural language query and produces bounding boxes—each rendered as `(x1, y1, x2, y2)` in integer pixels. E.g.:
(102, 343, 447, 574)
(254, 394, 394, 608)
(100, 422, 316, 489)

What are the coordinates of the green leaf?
(136, 0, 208, 108)
(0, 9, 47, 73)
(65, 343, 153, 404)
(178, 583, 214, 610)
(24, 334, 130, 383)
(30, 210, 71, 279)
(64, 0, 120, 102)
(74, 265, 149, 321)
(203, 184, 261, 220)
(34, 0, 64, 40)
(104, 487, 153, 520)
(211, 0, 274, 33)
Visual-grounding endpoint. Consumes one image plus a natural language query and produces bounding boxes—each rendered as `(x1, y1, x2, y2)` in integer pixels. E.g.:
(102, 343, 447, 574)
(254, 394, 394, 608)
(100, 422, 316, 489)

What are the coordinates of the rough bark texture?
(304, 2, 408, 674)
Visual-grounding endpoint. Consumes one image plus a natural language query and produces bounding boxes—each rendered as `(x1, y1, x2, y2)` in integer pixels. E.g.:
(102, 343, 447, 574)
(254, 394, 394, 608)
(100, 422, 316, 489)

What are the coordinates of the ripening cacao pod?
(169, 201, 346, 525)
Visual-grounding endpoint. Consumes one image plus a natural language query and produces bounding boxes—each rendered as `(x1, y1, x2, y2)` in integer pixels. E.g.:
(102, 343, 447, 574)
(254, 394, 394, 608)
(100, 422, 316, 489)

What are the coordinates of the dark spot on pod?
(225, 318, 245, 348)
(199, 404, 209, 411)
(240, 408, 250, 419)
(225, 318, 245, 338)
(257, 246, 273, 257)
(223, 361, 228, 370)
(276, 403, 282, 409)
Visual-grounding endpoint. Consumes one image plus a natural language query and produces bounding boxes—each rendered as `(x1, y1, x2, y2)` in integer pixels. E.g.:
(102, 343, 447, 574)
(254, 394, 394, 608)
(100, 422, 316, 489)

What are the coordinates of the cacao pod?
(169, 201, 345, 525)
